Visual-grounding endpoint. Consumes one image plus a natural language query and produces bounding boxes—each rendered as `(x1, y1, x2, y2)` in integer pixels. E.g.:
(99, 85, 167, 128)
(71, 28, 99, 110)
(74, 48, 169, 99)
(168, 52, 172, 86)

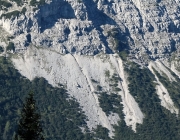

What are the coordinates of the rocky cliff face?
(1, 0, 180, 137)
(1, 0, 180, 59)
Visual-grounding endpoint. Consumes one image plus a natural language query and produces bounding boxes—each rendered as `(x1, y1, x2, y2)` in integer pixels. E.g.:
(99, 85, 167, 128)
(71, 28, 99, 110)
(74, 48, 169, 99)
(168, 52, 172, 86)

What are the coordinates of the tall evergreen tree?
(15, 92, 44, 140)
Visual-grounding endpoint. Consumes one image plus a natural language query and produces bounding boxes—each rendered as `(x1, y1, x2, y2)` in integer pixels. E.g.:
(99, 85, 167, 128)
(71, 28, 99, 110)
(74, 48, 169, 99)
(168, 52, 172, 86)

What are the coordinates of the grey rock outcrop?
(0, 0, 180, 59)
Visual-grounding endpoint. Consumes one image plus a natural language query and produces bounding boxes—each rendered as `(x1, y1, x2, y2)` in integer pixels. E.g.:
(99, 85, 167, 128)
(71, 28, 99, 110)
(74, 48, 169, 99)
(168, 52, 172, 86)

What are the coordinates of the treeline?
(0, 56, 92, 140)
(1, 56, 180, 140)
(124, 62, 180, 140)
(93, 62, 180, 140)
(153, 67, 180, 109)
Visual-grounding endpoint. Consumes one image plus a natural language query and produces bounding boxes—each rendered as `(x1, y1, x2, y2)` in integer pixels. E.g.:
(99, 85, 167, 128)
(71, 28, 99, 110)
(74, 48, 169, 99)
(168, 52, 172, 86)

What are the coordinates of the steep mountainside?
(1, 0, 180, 139)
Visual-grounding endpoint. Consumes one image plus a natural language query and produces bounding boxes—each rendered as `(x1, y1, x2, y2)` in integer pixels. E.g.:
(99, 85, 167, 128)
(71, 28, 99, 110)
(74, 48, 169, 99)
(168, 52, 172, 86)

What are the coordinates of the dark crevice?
(37, 1, 76, 33)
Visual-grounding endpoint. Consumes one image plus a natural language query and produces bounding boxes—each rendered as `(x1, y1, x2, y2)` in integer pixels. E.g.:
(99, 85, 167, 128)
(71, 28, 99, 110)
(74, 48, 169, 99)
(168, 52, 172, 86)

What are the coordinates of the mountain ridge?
(1, 0, 180, 139)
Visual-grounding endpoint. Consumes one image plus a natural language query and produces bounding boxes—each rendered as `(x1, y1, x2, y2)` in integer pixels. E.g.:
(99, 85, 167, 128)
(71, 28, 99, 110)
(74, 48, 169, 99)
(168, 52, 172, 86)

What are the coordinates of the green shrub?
(7, 36, 14, 41)
(0, 0, 12, 10)
(6, 42, 15, 51)
(1, 10, 20, 19)
(21, 7, 27, 14)
(0, 46, 4, 52)
(118, 50, 129, 61)
(1, 7, 26, 19)
(93, 125, 109, 140)
(30, 0, 37, 6)
(114, 87, 121, 92)
(30, 0, 45, 6)
(91, 79, 98, 83)
(98, 92, 121, 115)
(105, 70, 110, 78)
(107, 28, 119, 38)
(97, 85, 102, 91)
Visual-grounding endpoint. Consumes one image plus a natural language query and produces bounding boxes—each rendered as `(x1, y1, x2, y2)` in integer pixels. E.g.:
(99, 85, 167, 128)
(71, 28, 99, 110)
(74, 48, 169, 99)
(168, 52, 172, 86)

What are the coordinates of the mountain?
(0, 0, 180, 139)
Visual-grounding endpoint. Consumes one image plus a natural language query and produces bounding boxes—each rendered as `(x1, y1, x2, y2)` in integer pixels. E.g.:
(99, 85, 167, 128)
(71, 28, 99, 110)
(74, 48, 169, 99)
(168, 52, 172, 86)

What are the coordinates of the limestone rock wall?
(0, 0, 180, 59)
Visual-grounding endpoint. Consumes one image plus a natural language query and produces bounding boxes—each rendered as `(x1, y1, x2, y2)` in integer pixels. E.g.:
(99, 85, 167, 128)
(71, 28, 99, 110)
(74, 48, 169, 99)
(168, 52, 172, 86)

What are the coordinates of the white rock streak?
(112, 55, 144, 131)
(148, 61, 178, 114)
(152, 60, 176, 81)
(170, 62, 180, 79)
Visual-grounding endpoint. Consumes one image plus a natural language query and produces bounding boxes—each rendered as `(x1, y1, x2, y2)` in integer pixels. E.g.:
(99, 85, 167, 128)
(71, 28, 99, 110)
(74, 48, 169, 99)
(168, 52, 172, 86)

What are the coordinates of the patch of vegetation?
(97, 72, 122, 116)
(118, 50, 129, 61)
(96, 62, 180, 140)
(107, 28, 129, 52)
(7, 36, 14, 41)
(105, 70, 110, 78)
(15, 92, 44, 139)
(6, 42, 15, 52)
(0, 46, 4, 53)
(0, 56, 93, 140)
(152, 67, 180, 108)
(95, 90, 126, 140)
(111, 73, 121, 83)
(33, 7, 39, 12)
(1, 10, 20, 19)
(1, 7, 27, 19)
(21, 7, 27, 15)
(30, 0, 45, 7)
(119, 62, 180, 140)
(114, 87, 121, 92)
(113, 120, 137, 140)
(95, 69, 133, 140)
(96, 85, 102, 91)
(107, 28, 119, 38)
(93, 125, 109, 140)
(108, 28, 120, 51)
(98, 92, 121, 116)
(91, 79, 98, 83)
(0, 0, 12, 10)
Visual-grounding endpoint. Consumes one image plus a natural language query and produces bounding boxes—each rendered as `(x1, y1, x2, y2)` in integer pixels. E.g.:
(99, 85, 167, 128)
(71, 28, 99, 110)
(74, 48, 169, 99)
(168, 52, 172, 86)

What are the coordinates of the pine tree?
(15, 92, 44, 140)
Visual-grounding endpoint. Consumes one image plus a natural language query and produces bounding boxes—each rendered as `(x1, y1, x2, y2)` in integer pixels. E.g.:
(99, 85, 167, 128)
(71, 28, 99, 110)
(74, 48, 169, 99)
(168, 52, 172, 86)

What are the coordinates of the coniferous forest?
(1, 56, 180, 140)
(0, 57, 92, 140)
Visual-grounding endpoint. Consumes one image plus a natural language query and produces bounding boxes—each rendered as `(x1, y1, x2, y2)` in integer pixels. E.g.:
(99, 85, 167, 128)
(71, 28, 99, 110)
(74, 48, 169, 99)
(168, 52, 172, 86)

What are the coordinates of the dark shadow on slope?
(168, 22, 180, 33)
(82, 0, 118, 54)
(158, 5, 180, 33)
(37, 0, 76, 32)
(98, 27, 113, 54)
(0, 57, 92, 140)
(83, 0, 115, 26)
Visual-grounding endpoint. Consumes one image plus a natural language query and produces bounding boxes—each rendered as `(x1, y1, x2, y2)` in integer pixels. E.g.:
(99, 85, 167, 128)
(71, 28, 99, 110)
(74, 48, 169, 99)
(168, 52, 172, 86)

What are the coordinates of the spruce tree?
(15, 92, 44, 140)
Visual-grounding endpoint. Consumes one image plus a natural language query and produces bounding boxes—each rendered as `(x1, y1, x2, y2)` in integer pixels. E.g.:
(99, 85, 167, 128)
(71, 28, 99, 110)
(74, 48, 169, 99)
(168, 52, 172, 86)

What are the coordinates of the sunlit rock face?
(0, 0, 180, 59)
